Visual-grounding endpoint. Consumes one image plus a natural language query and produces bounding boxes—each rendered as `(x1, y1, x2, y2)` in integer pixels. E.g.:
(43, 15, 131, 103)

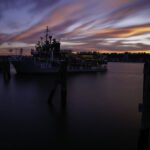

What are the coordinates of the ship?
(12, 27, 107, 74)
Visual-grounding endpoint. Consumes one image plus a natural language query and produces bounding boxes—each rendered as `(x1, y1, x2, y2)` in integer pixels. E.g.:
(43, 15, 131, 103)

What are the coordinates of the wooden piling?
(0, 57, 11, 82)
(48, 81, 59, 106)
(60, 61, 67, 110)
(138, 128, 149, 150)
(138, 61, 150, 150)
(48, 60, 67, 110)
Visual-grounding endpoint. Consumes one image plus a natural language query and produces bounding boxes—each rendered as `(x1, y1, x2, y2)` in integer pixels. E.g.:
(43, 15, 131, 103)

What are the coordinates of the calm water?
(0, 62, 144, 149)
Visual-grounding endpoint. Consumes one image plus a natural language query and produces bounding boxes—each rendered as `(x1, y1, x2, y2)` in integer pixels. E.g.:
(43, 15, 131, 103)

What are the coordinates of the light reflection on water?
(0, 62, 144, 149)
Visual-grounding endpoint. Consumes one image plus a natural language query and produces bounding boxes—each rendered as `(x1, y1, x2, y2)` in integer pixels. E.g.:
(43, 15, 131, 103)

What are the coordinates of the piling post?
(48, 60, 67, 110)
(60, 61, 67, 110)
(1, 57, 11, 82)
(138, 61, 150, 150)
(48, 80, 59, 106)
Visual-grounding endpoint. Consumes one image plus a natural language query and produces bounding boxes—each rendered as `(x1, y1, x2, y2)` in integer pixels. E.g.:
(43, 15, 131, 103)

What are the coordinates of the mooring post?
(48, 80, 59, 106)
(1, 57, 11, 82)
(60, 61, 67, 110)
(48, 60, 67, 109)
(138, 61, 150, 150)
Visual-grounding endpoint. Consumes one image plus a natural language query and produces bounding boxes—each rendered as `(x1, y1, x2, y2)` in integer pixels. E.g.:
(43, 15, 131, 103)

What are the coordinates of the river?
(0, 62, 144, 149)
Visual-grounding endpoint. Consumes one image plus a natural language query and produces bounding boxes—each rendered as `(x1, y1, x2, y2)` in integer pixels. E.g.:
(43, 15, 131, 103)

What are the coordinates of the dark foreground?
(0, 63, 144, 149)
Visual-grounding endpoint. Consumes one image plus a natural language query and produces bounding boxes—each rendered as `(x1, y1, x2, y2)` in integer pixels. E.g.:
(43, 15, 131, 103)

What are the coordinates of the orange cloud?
(114, 26, 150, 37)
(83, 24, 150, 38)
(12, 2, 84, 41)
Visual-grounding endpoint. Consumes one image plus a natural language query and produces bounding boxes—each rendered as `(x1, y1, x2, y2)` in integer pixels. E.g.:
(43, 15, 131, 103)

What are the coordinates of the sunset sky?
(0, 0, 150, 53)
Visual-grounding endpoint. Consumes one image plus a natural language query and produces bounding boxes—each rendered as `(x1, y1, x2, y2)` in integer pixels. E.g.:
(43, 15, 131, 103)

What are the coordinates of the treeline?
(76, 52, 150, 62)
(104, 53, 150, 62)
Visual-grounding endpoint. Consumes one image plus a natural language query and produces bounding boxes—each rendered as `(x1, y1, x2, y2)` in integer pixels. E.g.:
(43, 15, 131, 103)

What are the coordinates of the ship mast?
(46, 26, 49, 42)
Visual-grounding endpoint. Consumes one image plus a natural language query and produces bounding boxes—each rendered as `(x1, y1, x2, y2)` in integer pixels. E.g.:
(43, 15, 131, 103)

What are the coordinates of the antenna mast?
(46, 26, 49, 41)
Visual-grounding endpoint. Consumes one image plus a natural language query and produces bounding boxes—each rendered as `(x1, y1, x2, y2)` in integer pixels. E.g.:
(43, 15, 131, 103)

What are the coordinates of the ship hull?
(11, 57, 107, 74)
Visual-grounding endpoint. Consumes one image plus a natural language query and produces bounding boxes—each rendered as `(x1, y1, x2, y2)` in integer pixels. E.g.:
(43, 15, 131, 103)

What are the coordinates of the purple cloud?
(0, 0, 150, 52)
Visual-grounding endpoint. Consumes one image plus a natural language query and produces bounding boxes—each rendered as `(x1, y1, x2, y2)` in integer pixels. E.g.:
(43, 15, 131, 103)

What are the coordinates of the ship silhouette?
(12, 26, 107, 74)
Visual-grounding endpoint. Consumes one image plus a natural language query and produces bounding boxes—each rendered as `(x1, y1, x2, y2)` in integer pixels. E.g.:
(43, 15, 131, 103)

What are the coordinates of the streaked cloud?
(0, 0, 150, 53)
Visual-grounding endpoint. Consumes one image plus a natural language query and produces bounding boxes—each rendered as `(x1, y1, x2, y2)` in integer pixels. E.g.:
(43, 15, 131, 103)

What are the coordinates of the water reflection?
(0, 63, 144, 149)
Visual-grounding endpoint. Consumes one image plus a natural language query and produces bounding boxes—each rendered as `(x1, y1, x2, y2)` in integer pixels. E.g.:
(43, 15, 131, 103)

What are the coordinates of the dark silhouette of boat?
(12, 27, 107, 74)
